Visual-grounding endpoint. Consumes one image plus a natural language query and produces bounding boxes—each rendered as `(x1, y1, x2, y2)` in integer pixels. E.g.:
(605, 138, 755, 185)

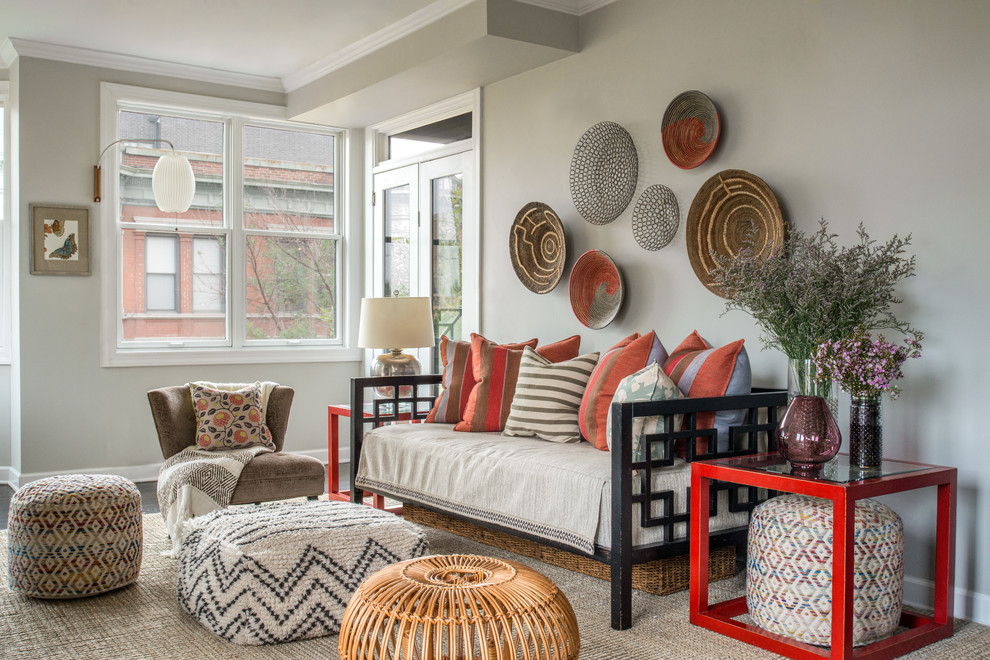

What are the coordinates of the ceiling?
(0, 0, 608, 92)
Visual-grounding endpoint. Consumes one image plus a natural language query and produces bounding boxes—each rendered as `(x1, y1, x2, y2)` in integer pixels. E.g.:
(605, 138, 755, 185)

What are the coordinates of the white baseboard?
(3, 446, 345, 489)
(904, 576, 990, 626)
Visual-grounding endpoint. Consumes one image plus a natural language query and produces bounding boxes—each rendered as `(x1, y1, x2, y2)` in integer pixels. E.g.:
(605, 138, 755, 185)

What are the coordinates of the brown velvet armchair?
(147, 385, 325, 504)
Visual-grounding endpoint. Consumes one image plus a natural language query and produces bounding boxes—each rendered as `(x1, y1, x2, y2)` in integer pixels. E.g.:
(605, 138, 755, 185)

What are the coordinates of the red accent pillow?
(425, 334, 537, 423)
(578, 331, 669, 450)
(663, 331, 751, 456)
(454, 334, 584, 432)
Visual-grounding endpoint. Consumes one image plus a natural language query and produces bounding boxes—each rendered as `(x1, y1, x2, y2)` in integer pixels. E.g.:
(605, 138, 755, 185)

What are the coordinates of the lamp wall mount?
(94, 138, 176, 203)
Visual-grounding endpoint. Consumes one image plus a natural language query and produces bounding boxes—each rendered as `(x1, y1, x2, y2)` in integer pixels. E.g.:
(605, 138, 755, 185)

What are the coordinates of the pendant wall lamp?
(94, 138, 196, 213)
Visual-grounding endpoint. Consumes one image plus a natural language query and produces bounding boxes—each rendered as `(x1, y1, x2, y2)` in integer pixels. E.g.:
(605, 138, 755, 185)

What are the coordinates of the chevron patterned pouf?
(746, 493, 904, 647)
(7, 474, 143, 599)
(177, 499, 429, 645)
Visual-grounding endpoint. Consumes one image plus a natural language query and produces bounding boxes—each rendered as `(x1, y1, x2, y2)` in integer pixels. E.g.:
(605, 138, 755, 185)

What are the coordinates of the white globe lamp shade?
(152, 153, 196, 213)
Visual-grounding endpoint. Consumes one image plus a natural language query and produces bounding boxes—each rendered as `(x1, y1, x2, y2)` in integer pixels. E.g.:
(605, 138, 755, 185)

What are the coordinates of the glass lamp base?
(372, 349, 421, 398)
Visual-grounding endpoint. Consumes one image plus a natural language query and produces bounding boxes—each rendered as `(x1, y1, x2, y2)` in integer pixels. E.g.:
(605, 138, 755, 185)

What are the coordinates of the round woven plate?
(509, 202, 566, 294)
(632, 184, 679, 250)
(569, 121, 639, 225)
(661, 90, 720, 169)
(568, 250, 623, 329)
(686, 169, 785, 297)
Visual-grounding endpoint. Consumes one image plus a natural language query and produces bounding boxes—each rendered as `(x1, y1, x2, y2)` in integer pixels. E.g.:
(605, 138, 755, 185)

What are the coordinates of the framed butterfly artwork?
(30, 204, 91, 275)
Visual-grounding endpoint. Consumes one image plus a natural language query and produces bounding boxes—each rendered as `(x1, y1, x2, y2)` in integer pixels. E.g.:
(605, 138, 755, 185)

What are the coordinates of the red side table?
(327, 404, 411, 512)
(690, 453, 956, 660)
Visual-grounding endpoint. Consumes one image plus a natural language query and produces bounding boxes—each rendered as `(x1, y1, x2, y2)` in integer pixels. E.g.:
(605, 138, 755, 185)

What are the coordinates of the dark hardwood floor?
(1, 467, 344, 531)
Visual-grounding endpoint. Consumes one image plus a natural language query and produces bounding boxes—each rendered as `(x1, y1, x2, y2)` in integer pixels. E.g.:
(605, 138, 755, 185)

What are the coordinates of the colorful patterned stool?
(7, 474, 143, 599)
(746, 493, 904, 647)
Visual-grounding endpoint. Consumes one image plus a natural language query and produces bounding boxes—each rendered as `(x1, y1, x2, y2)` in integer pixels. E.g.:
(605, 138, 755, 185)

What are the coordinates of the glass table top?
(712, 453, 938, 483)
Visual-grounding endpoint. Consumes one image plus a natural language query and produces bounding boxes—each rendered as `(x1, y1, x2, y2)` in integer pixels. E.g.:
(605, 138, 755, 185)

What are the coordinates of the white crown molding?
(1, 38, 17, 68)
(5, 38, 284, 93)
(282, 0, 475, 93)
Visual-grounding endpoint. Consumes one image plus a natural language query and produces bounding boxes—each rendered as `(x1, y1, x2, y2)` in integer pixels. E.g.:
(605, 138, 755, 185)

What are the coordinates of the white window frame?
(100, 82, 357, 367)
(365, 89, 481, 339)
(0, 81, 10, 364)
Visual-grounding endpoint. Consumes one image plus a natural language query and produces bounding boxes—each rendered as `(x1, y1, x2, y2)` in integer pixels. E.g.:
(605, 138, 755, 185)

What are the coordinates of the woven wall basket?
(568, 249, 623, 329)
(661, 90, 720, 169)
(632, 184, 679, 251)
(685, 170, 785, 298)
(509, 202, 566, 294)
(569, 121, 639, 225)
(686, 169, 785, 297)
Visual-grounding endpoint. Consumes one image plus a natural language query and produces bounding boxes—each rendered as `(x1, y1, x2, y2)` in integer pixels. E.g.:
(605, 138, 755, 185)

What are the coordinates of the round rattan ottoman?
(339, 554, 579, 660)
(7, 474, 143, 599)
(747, 493, 904, 647)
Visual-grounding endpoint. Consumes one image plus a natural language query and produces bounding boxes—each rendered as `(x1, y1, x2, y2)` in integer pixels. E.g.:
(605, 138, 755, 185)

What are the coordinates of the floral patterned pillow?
(190, 382, 275, 451)
(605, 362, 684, 461)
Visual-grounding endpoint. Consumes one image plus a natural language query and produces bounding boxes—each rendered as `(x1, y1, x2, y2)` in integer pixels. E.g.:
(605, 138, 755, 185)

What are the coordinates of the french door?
(372, 151, 474, 372)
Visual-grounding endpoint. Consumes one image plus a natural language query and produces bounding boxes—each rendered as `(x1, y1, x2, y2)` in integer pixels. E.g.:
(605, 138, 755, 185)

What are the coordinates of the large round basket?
(661, 90, 720, 169)
(685, 169, 785, 297)
(569, 121, 639, 225)
(339, 554, 579, 660)
(568, 250, 623, 329)
(509, 202, 566, 294)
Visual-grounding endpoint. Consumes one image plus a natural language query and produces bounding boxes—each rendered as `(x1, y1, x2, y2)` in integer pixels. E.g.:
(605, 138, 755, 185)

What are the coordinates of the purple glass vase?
(776, 395, 842, 474)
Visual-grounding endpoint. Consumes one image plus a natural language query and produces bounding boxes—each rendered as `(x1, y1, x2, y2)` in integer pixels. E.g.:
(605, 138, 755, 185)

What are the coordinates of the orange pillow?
(425, 334, 537, 423)
(578, 331, 669, 450)
(454, 334, 584, 432)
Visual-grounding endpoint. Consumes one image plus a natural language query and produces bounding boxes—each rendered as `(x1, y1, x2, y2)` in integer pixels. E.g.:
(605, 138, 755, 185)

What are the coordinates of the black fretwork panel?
(621, 390, 787, 538)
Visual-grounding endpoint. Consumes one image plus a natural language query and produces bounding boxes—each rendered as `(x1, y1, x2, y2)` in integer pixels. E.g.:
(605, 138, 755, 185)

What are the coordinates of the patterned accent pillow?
(425, 335, 537, 423)
(190, 382, 275, 450)
(578, 331, 669, 451)
(605, 362, 684, 461)
(663, 331, 752, 454)
(502, 346, 600, 443)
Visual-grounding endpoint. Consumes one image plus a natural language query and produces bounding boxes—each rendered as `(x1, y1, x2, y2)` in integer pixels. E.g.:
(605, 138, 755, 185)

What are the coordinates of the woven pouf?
(339, 554, 580, 660)
(747, 493, 904, 647)
(7, 474, 143, 599)
(177, 500, 428, 645)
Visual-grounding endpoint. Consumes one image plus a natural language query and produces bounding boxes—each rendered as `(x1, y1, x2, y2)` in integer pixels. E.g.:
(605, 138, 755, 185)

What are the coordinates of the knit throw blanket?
(157, 445, 271, 557)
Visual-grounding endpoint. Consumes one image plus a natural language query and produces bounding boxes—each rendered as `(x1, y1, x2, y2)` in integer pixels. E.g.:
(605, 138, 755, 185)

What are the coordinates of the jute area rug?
(2, 511, 988, 659)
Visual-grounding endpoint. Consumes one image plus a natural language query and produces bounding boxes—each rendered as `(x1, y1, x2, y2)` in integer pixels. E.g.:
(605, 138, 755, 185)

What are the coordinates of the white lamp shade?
(152, 153, 196, 213)
(358, 297, 435, 349)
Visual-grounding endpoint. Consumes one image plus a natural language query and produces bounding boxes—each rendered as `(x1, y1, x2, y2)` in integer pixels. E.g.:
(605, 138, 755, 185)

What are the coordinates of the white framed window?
(366, 91, 480, 374)
(100, 83, 352, 366)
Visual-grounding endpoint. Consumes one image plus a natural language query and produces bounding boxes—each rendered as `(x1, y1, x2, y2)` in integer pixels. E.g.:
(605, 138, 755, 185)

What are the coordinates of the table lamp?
(358, 297, 435, 396)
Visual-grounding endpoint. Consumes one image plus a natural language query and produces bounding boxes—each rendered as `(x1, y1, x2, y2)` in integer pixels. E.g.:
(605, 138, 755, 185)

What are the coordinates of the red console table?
(327, 404, 410, 512)
(690, 453, 956, 659)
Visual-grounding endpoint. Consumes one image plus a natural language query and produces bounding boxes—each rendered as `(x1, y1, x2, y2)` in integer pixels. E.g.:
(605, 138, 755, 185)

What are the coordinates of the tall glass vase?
(849, 395, 883, 468)
(787, 358, 838, 418)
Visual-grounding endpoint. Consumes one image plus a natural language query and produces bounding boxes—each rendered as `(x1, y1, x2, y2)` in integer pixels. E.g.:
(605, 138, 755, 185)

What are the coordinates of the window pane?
(120, 228, 226, 341)
(384, 184, 411, 297)
(146, 274, 176, 311)
(192, 237, 225, 312)
(118, 111, 223, 229)
(245, 235, 337, 340)
(432, 173, 463, 345)
(242, 125, 335, 233)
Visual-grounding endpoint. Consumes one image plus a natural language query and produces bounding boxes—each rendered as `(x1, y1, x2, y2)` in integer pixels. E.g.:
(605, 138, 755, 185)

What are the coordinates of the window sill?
(101, 345, 362, 368)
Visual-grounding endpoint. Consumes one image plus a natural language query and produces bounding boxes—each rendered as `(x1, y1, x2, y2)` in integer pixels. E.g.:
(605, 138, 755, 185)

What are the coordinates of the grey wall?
(481, 0, 990, 615)
(13, 56, 360, 479)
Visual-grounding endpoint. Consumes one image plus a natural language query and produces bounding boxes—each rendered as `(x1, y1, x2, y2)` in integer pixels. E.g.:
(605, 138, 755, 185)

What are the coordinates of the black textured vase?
(849, 396, 883, 468)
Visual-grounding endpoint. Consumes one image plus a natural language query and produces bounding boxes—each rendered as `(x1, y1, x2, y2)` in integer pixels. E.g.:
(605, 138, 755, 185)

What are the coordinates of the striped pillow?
(454, 334, 528, 432)
(663, 331, 751, 454)
(502, 347, 600, 443)
(578, 331, 669, 451)
(425, 335, 537, 423)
